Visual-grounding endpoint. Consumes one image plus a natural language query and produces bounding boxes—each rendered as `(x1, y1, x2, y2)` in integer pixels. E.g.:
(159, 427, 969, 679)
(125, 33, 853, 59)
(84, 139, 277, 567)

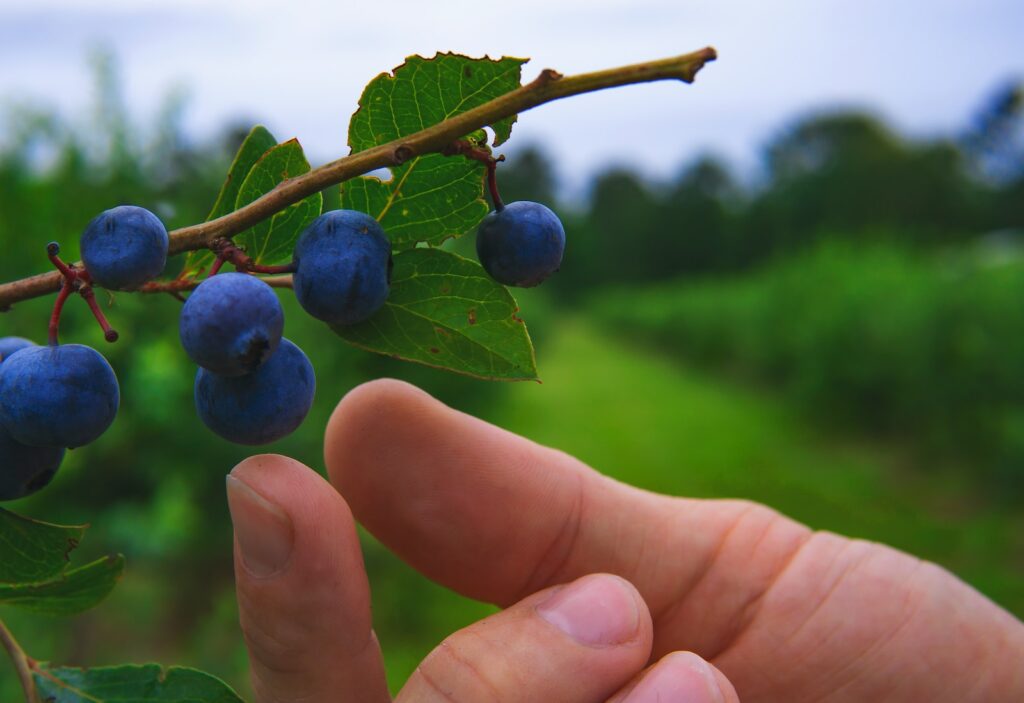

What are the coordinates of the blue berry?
(180, 273, 284, 377)
(0, 337, 35, 364)
(292, 210, 391, 325)
(0, 426, 64, 501)
(81, 205, 169, 290)
(0, 344, 119, 448)
(194, 338, 315, 445)
(476, 201, 565, 287)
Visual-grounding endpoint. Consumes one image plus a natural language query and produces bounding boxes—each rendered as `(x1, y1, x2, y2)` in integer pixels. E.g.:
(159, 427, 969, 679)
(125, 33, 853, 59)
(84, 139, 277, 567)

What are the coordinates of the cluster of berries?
(0, 187, 564, 500)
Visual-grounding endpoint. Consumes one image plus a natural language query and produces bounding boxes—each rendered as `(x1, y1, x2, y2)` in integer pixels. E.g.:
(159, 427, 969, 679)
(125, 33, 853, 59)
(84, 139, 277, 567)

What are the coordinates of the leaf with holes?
(182, 125, 278, 277)
(0, 508, 122, 615)
(33, 663, 244, 702)
(341, 53, 526, 250)
(332, 248, 537, 380)
(232, 138, 322, 266)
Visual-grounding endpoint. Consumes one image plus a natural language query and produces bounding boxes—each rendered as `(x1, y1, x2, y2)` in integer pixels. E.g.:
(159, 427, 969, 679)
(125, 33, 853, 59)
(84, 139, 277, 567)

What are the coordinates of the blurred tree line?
(499, 81, 1023, 293)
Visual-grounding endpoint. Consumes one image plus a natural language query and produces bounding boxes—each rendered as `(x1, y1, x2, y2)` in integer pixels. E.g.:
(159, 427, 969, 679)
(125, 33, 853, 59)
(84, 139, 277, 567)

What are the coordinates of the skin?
(227, 379, 1024, 702)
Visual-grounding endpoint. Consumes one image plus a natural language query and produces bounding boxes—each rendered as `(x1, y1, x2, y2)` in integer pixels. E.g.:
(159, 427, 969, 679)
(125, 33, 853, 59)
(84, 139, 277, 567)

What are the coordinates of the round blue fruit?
(476, 201, 565, 287)
(180, 272, 284, 377)
(81, 205, 169, 290)
(0, 426, 64, 501)
(292, 210, 391, 325)
(0, 344, 120, 448)
(194, 338, 315, 446)
(0, 337, 35, 364)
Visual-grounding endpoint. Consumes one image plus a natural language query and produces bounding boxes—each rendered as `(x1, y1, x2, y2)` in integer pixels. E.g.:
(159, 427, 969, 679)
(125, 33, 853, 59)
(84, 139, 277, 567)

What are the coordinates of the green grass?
(490, 316, 1024, 617)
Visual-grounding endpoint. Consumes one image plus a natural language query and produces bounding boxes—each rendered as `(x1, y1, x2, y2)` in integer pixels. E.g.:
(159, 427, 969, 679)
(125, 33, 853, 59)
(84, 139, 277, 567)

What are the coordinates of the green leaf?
(0, 509, 85, 585)
(332, 248, 538, 380)
(33, 663, 244, 702)
(0, 508, 123, 615)
(232, 138, 322, 265)
(342, 53, 526, 250)
(183, 125, 278, 277)
(208, 125, 278, 222)
(0, 555, 124, 616)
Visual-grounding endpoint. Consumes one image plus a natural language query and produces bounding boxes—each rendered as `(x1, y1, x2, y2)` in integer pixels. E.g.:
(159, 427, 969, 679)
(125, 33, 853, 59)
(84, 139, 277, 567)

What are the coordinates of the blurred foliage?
(0, 53, 1021, 698)
(593, 241, 1024, 497)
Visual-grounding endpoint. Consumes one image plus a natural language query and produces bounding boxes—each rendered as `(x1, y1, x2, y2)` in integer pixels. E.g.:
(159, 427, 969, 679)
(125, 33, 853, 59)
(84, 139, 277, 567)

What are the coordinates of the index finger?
(324, 379, 811, 658)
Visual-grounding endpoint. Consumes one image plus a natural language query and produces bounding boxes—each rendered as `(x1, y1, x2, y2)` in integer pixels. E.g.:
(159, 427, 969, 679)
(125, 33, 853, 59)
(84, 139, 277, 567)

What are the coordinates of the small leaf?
(0, 555, 124, 616)
(332, 248, 538, 381)
(342, 53, 526, 250)
(233, 138, 322, 265)
(184, 125, 278, 277)
(33, 663, 244, 702)
(0, 508, 85, 585)
(208, 125, 278, 222)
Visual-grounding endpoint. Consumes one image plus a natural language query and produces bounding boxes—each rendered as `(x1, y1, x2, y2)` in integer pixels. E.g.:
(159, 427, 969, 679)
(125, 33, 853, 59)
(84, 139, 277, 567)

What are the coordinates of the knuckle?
(413, 633, 509, 702)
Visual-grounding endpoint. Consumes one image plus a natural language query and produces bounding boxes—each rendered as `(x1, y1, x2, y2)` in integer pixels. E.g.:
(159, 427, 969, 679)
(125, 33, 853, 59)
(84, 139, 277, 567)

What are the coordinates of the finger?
(608, 652, 740, 703)
(228, 454, 390, 703)
(325, 380, 810, 655)
(397, 573, 652, 703)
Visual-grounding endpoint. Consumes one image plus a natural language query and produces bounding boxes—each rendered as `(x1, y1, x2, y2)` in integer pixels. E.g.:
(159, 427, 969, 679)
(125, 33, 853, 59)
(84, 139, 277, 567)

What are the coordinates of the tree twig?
(0, 618, 37, 703)
(137, 274, 294, 294)
(0, 47, 716, 311)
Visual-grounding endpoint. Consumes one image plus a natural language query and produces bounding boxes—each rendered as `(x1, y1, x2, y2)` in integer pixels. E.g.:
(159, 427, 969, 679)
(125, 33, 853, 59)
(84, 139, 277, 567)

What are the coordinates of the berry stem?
(248, 262, 298, 275)
(47, 281, 72, 346)
(46, 244, 119, 343)
(208, 238, 297, 275)
(79, 285, 120, 343)
(207, 257, 226, 277)
(0, 47, 717, 310)
(487, 157, 505, 212)
(139, 275, 294, 294)
(0, 617, 38, 703)
(443, 140, 506, 211)
(46, 242, 73, 278)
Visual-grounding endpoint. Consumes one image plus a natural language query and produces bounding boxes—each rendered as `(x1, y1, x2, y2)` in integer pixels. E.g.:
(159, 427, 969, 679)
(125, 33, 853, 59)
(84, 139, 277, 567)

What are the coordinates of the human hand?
(226, 379, 1024, 702)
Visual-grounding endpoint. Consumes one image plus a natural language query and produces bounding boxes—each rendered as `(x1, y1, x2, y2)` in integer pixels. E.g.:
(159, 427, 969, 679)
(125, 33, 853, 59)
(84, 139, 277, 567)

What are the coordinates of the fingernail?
(537, 574, 641, 647)
(621, 652, 725, 703)
(226, 473, 293, 578)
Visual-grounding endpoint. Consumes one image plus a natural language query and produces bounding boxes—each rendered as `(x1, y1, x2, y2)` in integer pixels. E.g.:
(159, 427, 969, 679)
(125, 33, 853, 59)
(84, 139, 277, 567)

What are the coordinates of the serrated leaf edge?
(347, 52, 529, 152)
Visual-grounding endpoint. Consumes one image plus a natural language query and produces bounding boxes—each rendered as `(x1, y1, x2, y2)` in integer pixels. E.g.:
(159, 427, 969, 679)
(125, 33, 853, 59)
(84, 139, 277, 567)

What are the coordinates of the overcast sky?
(1, 0, 1021, 192)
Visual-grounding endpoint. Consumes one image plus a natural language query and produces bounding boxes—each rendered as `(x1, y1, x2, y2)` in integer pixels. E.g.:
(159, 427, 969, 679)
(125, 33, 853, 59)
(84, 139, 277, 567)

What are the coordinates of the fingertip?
(536, 573, 653, 649)
(611, 651, 739, 703)
(325, 379, 436, 479)
(228, 453, 390, 702)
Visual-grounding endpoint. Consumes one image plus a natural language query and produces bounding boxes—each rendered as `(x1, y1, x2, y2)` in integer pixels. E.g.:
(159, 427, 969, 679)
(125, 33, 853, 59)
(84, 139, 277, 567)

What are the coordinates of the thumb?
(227, 454, 390, 703)
(608, 651, 741, 702)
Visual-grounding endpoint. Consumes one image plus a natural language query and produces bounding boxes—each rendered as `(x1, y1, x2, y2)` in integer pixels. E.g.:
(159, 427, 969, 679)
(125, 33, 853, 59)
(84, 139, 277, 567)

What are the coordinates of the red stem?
(486, 157, 505, 212)
(79, 286, 119, 343)
(246, 262, 297, 275)
(443, 140, 506, 211)
(48, 283, 71, 346)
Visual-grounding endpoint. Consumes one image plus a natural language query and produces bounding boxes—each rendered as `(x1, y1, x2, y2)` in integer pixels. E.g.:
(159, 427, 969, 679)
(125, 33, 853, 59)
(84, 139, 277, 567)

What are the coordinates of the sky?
(0, 0, 1022, 193)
